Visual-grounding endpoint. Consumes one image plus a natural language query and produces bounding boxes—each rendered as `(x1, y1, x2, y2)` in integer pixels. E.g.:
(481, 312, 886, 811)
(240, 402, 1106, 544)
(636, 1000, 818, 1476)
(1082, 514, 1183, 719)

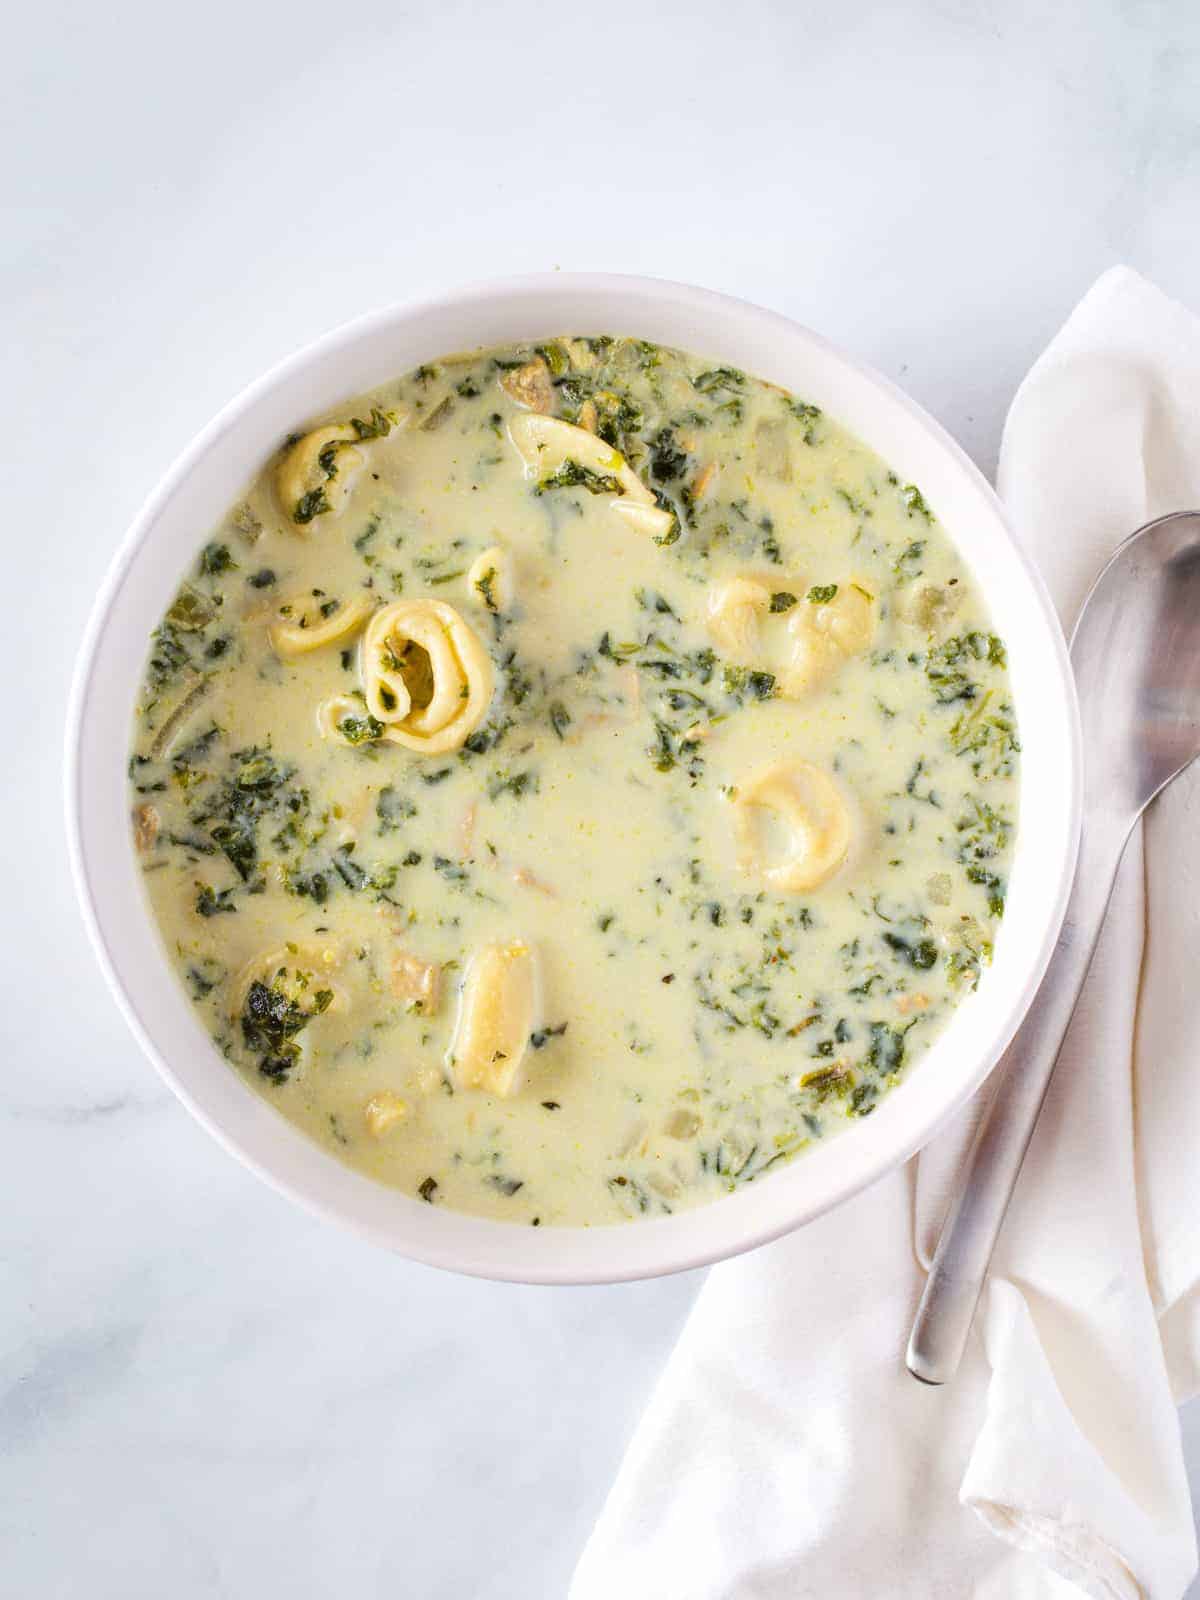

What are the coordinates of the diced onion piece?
(132, 804, 161, 853)
(753, 419, 792, 482)
(391, 947, 441, 1014)
(268, 593, 375, 658)
(732, 760, 853, 893)
(663, 1107, 702, 1140)
(691, 461, 720, 501)
(364, 1092, 410, 1137)
(445, 939, 541, 1097)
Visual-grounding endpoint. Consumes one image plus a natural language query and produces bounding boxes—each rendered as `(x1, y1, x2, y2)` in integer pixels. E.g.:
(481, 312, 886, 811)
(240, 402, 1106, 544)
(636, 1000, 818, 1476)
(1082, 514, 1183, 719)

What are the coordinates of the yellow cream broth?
(128, 337, 1018, 1226)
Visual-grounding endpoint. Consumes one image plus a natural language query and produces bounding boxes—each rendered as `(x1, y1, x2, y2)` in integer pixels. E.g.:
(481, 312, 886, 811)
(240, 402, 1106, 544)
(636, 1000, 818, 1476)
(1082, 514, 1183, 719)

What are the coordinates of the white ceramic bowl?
(67, 274, 1080, 1283)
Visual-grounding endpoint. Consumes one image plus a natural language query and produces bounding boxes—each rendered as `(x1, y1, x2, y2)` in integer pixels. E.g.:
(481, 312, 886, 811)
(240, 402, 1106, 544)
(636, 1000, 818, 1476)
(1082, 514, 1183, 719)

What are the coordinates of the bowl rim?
(66, 272, 1081, 1283)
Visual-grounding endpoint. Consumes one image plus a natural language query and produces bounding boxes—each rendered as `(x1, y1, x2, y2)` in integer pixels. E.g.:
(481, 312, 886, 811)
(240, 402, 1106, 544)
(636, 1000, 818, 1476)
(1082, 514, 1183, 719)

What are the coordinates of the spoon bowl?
(1078, 512, 1200, 816)
(908, 509, 1200, 1384)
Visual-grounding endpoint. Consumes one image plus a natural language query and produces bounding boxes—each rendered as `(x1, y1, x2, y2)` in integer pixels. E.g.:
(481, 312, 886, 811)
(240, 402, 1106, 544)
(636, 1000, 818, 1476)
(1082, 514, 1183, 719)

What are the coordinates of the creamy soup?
(128, 337, 1018, 1226)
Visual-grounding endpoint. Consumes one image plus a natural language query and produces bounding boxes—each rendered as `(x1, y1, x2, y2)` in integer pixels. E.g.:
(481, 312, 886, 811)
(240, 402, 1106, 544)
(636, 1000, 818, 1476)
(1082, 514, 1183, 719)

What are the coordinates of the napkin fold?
(571, 268, 1200, 1600)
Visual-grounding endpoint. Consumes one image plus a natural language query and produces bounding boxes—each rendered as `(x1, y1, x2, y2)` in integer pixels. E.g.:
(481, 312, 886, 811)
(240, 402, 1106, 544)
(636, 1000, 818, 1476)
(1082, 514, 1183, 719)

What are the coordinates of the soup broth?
(128, 336, 1018, 1226)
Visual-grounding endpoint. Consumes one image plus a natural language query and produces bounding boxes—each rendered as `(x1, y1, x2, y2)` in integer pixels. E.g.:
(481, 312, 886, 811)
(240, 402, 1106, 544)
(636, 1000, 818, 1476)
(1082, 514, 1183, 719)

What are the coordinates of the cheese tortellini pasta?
(275, 407, 399, 526)
(468, 544, 515, 613)
(276, 425, 365, 526)
(267, 592, 375, 658)
(780, 582, 878, 698)
(446, 939, 542, 1098)
(231, 946, 346, 1021)
(361, 599, 494, 755)
(508, 413, 675, 542)
(731, 759, 853, 892)
(706, 577, 877, 699)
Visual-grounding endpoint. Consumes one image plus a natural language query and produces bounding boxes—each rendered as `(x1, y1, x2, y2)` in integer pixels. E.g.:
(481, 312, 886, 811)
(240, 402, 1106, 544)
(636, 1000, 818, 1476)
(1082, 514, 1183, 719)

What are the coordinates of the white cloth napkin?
(570, 268, 1200, 1600)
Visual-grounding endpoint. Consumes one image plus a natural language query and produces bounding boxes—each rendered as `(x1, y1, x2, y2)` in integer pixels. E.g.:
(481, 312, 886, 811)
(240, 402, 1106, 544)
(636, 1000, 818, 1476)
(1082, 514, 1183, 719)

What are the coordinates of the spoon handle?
(905, 813, 1129, 1385)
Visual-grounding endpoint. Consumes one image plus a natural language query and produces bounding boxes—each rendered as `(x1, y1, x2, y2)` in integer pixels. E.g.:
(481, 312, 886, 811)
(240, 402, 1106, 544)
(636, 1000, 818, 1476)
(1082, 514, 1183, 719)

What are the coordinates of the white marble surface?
(6, 1, 1200, 1593)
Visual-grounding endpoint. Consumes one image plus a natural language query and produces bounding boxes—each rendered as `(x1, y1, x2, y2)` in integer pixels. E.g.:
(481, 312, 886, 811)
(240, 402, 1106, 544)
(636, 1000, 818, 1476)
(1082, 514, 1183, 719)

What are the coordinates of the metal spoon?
(907, 510, 1200, 1386)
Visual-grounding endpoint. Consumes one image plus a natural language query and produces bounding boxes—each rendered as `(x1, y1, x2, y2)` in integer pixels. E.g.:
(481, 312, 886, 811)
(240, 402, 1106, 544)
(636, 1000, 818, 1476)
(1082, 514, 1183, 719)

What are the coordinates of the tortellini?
(752, 418, 793, 482)
(361, 599, 494, 755)
(731, 760, 853, 893)
(901, 582, 963, 636)
(315, 692, 378, 744)
(390, 946, 441, 1015)
(268, 593, 375, 658)
(230, 945, 347, 1021)
(781, 583, 877, 698)
(445, 938, 541, 1098)
(706, 577, 775, 659)
(229, 946, 346, 1077)
(275, 408, 398, 526)
(705, 578, 877, 699)
(508, 413, 675, 542)
(275, 425, 365, 526)
(468, 544, 514, 613)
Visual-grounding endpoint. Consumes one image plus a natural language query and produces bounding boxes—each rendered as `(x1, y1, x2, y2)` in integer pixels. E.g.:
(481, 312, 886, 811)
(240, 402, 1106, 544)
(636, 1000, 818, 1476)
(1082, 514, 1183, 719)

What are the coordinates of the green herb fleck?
(294, 487, 330, 524)
(349, 407, 394, 440)
(377, 787, 417, 832)
(200, 543, 236, 576)
(894, 541, 925, 577)
(195, 884, 237, 917)
(530, 1022, 568, 1049)
(882, 931, 939, 969)
(693, 367, 745, 395)
(487, 769, 538, 801)
(536, 459, 623, 497)
(903, 484, 932, 520)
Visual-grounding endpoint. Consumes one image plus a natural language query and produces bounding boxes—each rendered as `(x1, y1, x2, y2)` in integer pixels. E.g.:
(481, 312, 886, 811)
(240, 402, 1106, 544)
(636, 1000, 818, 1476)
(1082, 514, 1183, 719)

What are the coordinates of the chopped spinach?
(241, 974, 332, 1084)
(536, 459, 622, 497)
